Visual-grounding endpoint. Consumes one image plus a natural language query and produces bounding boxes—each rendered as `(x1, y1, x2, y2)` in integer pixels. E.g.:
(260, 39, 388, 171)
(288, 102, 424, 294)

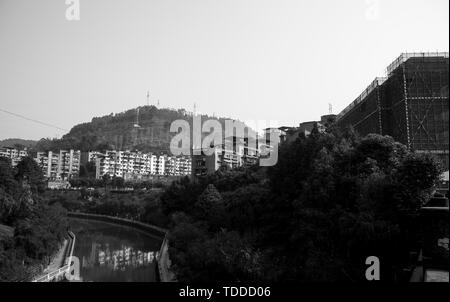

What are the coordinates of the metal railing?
(386, 52, 449, 76)
(337, 52, 449, 121)
(336, 77, 385, 120)
(32, 231, 76, 282)
(157, 233, 176, 282)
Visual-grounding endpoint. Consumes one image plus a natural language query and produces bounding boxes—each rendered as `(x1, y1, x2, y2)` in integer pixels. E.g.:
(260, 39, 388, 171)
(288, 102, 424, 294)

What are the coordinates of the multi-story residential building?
(95, 150, 126, 179)
(58, 150, 81, 179)
(156, 155, 165, 176)
(148, 154, 166, 176)
(165, 156, 192, 176)
(336, 52, 449, 170)
(177, 156, 192, 176)
(0, 147, 28, 166)
(191, 136, 260, 177)
(92, 150, 187, 179)
(35, 150, 81, 180)
(86, 151, 104, 164)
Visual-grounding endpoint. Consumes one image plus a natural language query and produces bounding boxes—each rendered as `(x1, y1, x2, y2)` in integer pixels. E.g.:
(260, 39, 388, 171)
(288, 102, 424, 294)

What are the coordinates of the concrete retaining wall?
(68, 212, 167, 237)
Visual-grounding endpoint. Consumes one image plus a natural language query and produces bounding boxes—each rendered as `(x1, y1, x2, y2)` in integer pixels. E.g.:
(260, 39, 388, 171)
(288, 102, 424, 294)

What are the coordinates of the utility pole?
(146, 91, 150, 106)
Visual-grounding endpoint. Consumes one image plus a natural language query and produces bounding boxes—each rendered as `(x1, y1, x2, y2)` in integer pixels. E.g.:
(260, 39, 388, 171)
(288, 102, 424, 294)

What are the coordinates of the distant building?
(320, 114, 337, 127)
(94, 150, 151, 179)
(284, 118, 331, 144)
(0, 147, 28, 166)
(35, 150, 81, 180)
(92, 150, 190, 179)
(299, 121, 326, 136)
(191, 136, 260, 176)
(164, 156, 192, 176)
(263, 128, 286, 146)
(336, 52, 449, 170)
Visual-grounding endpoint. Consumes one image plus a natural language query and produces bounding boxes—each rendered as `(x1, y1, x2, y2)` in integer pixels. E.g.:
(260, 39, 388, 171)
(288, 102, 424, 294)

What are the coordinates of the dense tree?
(111, 176, 125, 188)
(194, 184, 225, 230)
(0, 157, 67, 281)
(79, 161, 96, 178)
(0, 189, 18, 224)
(0, 157, 19, 196)
(15, 156, 46, 193)
(161, 129, 442, 282)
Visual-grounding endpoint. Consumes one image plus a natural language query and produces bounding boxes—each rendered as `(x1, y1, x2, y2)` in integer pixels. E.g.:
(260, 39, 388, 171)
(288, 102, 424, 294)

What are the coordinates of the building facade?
(35, 149, 81, 180)
(191, 136, 260, 177)
(336, 52, 449, 170)
(92, 150, 191, 179)
(164, 156, 192, 176)
(0, 147, 28, 166)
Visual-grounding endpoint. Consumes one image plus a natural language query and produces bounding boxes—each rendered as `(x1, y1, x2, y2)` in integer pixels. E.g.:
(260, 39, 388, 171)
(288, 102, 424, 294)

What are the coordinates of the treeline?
(47, 188, 169, 228)
(68, 174, 166, 190)
(160, 128, 442, 282)
(0, 157, 67, 281)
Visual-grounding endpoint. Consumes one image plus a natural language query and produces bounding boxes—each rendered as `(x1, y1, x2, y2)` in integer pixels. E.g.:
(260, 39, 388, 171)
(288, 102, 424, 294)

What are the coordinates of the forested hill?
(0, 138, 37, 149)
(35, 106, 250, 153)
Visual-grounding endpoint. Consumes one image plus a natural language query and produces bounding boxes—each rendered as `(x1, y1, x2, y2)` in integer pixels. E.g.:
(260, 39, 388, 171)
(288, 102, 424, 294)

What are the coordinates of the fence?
(32, 231, 76, 282)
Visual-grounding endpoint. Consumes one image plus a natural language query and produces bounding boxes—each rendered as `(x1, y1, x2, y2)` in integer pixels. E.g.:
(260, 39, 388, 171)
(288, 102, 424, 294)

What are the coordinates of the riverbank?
(32, 231, 75, 282)
(43, 239, 68, 274)
(67, 212, 176, 282)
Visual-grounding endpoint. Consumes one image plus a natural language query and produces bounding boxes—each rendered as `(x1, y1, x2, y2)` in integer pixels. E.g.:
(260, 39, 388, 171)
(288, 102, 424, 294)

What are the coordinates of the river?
(69, 218, 162, 282)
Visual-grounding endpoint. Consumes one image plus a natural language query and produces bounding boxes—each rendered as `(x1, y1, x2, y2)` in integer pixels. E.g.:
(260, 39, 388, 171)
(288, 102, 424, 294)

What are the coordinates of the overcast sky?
(0, 0, 448, 140)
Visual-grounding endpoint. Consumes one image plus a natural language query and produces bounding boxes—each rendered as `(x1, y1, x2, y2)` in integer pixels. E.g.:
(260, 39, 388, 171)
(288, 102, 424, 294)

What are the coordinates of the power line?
(0, 108, 69, 132)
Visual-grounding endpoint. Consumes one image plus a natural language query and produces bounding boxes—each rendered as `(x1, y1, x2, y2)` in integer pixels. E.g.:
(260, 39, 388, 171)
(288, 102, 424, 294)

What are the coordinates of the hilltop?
(0, 138, 37, 149)
(34, 106, 251, 153)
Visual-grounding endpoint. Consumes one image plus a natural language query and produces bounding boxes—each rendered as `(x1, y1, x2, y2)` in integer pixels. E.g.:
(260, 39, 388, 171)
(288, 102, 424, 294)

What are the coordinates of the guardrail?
(32, 231, 76, 282)
(157, 234, 175, 282)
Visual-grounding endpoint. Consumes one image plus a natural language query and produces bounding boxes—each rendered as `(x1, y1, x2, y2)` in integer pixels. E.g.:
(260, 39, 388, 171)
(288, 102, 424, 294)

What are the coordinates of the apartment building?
(35, 150, 81, 180)
(0, 147, 29, 167)
(165, 155, 192, 176)
(191, 136, 260, 177)
(92, 150, 189, 179)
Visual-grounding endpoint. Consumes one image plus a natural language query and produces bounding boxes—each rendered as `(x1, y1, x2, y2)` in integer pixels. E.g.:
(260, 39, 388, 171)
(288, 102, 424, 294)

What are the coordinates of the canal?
(69, 218, 162, 282)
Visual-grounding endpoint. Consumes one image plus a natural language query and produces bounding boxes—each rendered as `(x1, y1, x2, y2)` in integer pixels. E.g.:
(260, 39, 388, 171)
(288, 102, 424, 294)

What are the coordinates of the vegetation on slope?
(0, 157, 67, 281)
(160, 127, 442, 282)
(34, 106, 247, 153)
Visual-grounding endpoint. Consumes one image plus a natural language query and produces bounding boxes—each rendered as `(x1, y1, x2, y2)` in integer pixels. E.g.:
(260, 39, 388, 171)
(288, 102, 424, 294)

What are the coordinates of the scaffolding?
(337, 53, 449, 169)
(386, 52, 449, 76)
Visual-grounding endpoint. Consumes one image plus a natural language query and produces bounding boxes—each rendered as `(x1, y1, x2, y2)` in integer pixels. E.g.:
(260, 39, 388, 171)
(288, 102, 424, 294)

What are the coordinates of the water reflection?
(69, 218, 162, 282)
(83, 243, 157, 271)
